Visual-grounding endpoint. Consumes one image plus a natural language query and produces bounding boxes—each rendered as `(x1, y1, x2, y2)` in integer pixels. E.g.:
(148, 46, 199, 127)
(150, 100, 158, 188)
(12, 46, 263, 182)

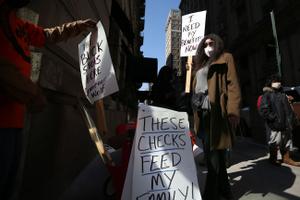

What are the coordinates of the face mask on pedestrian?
(204, 39, 215, 57)
(271, 82, 281, 89)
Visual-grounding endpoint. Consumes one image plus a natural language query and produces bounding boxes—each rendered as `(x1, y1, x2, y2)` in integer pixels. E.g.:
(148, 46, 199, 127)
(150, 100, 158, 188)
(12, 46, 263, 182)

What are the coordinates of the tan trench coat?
(193, 52, 241, 150)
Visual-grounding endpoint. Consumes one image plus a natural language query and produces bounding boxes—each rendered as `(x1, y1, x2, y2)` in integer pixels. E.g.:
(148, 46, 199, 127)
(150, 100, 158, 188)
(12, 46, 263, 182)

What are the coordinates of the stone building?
(165, 9, 182, 75)
(16, 0, 149, 199)
(180, 0, 300, 143)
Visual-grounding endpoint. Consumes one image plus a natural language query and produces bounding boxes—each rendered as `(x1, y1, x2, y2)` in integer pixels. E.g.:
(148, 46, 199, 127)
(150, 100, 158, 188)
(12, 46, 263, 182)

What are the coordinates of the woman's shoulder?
(221, 52, 234, 61)
(211, 52, 232, 65)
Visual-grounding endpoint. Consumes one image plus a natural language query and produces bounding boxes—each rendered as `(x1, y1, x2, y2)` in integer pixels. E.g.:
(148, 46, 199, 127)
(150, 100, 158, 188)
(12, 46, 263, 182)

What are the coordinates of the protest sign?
(78, 20, 119, 103)
(121, 104, 202, 200)
(180, 11, 206, 57)
(180, 11, 206, 93)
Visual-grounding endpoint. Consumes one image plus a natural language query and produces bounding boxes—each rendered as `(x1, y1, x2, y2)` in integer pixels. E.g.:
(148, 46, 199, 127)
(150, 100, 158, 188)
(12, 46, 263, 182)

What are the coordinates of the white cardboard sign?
(121, 104, 202, 200)
(180, 11, 207, 57)
(78, 21, 119, 103)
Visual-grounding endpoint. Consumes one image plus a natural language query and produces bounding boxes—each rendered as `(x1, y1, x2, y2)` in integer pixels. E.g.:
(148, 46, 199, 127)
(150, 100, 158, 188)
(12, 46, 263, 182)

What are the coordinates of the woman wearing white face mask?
(204, 39, 215, 57)
(191, 34, 241, 200)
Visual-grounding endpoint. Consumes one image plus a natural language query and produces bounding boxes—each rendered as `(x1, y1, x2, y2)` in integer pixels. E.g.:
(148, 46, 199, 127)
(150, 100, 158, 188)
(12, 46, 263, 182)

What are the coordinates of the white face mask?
(271, 82, 281, 89)
(204, 46, 214, 57)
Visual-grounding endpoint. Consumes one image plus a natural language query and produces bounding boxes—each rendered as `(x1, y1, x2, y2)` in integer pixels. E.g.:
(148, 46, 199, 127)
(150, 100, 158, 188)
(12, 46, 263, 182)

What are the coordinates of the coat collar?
(263, 86, 274, 92)
(210, 52, 228, 65)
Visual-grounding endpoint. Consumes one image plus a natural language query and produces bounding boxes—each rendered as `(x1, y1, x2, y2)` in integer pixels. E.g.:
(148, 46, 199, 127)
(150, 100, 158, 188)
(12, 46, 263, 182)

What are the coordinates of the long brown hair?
(193, 33, 224, 73)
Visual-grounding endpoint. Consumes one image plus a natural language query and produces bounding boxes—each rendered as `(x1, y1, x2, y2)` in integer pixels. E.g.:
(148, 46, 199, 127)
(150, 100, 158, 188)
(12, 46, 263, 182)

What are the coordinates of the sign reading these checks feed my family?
(121, 104, 202, 200)
(180, 11, 207, 57)
(78, 21, 119, 103)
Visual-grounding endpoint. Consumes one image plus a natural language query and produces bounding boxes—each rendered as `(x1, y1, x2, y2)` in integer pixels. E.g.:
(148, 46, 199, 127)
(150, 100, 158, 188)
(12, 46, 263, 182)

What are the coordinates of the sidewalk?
(60, 136, 300, 200)
(197, 137, 300, 200)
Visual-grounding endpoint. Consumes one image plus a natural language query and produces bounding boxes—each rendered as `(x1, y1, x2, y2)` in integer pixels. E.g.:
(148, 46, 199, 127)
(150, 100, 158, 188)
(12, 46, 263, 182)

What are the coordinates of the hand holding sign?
(78, 20, 119, 104)
(180, 11, 206, 57)
(78, 20, 119, 135)
(79, 19, 97, 29)
(180, 11, 206, 93)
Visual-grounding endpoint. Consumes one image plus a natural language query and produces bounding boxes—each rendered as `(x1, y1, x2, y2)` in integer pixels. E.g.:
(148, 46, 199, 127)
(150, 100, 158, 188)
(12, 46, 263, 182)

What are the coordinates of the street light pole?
(270, 10, 282, 77)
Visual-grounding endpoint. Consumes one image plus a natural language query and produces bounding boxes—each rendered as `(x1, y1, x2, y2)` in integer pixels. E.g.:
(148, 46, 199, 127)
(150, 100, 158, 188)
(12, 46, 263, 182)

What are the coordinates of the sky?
(141, 0, 181, 73)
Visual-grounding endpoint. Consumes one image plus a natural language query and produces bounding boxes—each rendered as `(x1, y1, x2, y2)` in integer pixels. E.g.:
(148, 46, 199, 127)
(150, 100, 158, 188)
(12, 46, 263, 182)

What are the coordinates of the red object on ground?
(106, 139, 132, 200)
(189, 131, 196, 146)
(115, 121, 137, 136)
(105, 121, 136, 199)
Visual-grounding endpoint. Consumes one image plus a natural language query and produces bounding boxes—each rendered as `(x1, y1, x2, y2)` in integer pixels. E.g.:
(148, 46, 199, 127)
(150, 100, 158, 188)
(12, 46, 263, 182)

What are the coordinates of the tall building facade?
(165, 9, 182, 75)
(180, 0, 300, 143)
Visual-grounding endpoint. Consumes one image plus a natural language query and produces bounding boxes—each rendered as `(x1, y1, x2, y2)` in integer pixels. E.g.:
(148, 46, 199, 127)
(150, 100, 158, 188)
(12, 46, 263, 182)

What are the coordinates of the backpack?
(257, 95, 263, 111)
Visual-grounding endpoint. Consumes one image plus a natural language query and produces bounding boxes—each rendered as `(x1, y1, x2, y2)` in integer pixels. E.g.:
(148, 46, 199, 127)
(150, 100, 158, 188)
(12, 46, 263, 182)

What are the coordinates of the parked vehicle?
(283, 86, 300, 149)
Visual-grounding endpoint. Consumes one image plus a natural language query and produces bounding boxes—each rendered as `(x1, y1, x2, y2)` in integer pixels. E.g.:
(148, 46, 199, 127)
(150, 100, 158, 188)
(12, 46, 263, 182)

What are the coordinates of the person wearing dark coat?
(151, 65, 176, 109)
(259, 74, 300, 166)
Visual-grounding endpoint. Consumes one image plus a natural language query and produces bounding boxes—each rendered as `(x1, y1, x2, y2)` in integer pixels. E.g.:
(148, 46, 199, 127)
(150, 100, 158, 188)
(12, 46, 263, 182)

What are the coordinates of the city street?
(2, 1, 300, 200)
(61, 136, 300, 200)
(197, 137, 300, 200)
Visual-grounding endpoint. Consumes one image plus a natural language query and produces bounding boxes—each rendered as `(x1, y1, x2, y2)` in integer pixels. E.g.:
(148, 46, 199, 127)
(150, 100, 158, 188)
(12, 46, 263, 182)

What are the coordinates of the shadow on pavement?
(228, 138, 299, 200)
(59, 150, 122, 200)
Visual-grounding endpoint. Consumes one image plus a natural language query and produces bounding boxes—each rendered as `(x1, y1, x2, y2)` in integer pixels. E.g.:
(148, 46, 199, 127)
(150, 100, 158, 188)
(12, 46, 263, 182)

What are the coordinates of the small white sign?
(180, 11, 207, 57)
(121, 104, 202, 200)
(78, 21, 119, 103)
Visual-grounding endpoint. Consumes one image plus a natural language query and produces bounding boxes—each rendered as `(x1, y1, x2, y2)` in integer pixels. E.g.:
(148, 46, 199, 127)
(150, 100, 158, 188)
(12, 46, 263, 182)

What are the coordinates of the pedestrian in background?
(192, 33, 241, 200)
(0, 0, 97, 199)
(151, 65, 177, 109)
(259, 74, 300, 166)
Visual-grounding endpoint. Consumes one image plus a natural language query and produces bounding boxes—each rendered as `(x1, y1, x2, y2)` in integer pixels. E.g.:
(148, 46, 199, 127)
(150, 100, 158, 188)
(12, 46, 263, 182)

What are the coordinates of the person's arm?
(283, 94, 298, 128)
(192, 71, 197, 93)
(191, 71, 200, 134)
(23, 20, 46, 47)
(226, 53, 241, 113)
(24, 18, 96, 46)
(225, 53, 241, 128)
(43, 19, 97, 43)
(0, 59, 46, 112)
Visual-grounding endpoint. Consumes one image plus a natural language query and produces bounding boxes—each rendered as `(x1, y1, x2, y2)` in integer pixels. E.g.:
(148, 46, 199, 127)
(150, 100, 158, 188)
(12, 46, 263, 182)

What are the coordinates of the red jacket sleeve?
(23, 21, 46, 47)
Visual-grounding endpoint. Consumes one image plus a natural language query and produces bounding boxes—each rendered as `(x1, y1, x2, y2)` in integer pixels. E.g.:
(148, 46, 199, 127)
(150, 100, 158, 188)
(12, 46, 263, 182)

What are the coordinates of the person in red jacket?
(0, 0, 97, 199)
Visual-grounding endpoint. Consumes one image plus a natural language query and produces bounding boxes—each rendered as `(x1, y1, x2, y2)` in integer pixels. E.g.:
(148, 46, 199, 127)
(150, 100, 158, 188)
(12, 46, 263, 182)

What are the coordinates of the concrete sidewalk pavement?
(60, 136, 300, 200)
(197, 137, 300, 200)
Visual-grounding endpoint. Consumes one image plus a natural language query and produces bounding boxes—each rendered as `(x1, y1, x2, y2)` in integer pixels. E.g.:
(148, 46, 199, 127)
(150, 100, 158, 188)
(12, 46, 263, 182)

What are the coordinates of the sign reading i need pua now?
(180, 11, 206, 57)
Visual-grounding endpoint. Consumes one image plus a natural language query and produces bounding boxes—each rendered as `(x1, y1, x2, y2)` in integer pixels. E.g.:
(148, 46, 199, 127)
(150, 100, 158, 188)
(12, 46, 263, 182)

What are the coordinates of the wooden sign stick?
(185, 56, 193, 93)
(95, 99, 108, 135)
(78, 100, 114, 166)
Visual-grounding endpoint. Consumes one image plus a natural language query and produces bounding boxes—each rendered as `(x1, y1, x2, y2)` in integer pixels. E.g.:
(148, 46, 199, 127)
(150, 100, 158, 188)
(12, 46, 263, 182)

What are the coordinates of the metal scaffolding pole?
(270, 10, 282, 77)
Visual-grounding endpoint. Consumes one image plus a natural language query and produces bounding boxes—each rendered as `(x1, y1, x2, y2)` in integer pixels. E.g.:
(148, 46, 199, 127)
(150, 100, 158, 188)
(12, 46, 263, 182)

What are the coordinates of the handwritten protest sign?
(78, 21, 119, 103)
(122, 104, 202, 200)
(180, 11, 206, 57)
(181, 11, 206, 93)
